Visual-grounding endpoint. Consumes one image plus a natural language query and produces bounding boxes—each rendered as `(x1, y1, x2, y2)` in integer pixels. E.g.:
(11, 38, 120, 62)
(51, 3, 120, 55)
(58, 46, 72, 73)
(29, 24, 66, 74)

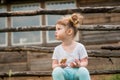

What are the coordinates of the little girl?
(52, 13, 91, 80)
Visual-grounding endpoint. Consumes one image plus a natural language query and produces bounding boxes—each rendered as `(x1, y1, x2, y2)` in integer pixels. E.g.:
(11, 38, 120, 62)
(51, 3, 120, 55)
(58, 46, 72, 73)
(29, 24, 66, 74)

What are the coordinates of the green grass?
(109, 74, 120, 80)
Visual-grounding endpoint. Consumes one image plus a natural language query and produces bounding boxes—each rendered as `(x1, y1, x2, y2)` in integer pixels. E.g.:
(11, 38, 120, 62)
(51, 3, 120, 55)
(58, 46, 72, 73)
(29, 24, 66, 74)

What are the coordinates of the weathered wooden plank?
(3, 77, 52, 80)
(82, 31, 120, 44)
(88, 58, 120, 70)
(78, 25, 120, 31)
(0, 47, 119, 58)
(0, 25, 55, 33)
(0, 69, 119, 77)
(90, 70, 120, 75)
(88, 50, 120, 58)
(83, 37, 120, 45)
(0, 25, 120, 33)
(27, 52, 52, 71)
(84, 16, 110, 24)
(30, 59, 52, 71)
(0, 53, 119, 72)
(0, 52, 27, 63)
(101, 46, 120, 50)
(111, 15, 120, 22)
(28, 53, 120, 71)
(0, 46, 53, 53)
(0, 51, 119, 72)
(83, 13, 120, 24)
(0, 6, 120, 17)
(0, 62, 27, 72)
(83, 32, 120, 39)
(82, 31, 119, 35)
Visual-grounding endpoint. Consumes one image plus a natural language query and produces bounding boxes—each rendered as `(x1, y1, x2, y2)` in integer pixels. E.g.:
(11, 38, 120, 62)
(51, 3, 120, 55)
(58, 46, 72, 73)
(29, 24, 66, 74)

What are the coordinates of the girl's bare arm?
(79, 57, 88, 67)
(52, 59, 59, 69)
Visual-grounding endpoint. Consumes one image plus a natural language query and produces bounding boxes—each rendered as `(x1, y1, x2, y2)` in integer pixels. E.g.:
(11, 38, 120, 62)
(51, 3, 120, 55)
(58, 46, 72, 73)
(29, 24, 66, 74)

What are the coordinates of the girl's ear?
(66, 28, 73, 36)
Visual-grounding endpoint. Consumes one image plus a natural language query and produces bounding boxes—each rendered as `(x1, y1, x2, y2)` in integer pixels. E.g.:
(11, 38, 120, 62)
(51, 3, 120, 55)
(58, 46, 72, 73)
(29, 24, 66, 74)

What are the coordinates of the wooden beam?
(78, 25, 120, 31)
(0, 69, 119, 77)
(90, 69, 120, 75)
(0, 25, 120, 33)
(88, 50, 120, 58)
(0, 25, 55, 33)
(0, 46, 119, 58)
(101, 46, 120, 50)
(0, 6, 120, 17)
(0, 46, 53, 53)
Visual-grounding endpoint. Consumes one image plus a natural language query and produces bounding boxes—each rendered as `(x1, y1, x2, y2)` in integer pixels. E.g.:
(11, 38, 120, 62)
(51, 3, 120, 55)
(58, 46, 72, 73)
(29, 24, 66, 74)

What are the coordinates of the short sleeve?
(79, 44, 88, 59)
(52, 47, 58, 60)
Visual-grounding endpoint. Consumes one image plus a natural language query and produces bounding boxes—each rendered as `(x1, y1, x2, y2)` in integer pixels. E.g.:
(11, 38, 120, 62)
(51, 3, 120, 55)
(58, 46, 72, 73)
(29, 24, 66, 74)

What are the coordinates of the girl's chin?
(56, 38, 60, 40)
(55, 37, 59, 40)
(56, 37, 61, 40)
(55, 36, 63, 40)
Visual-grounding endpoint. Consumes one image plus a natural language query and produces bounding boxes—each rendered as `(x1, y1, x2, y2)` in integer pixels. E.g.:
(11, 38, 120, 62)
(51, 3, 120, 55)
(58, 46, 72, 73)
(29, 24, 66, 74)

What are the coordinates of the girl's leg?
(64, 67, 76, 80)
(52, 67, 66, 80)
(75, 67, 91, 80)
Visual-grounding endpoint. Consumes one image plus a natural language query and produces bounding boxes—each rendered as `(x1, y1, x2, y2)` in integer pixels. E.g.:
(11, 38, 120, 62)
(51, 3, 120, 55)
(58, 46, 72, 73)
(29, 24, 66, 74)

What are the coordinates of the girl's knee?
(52, 67, 64, 76)
(78, 67, 90, 75)
(78, 67, 91, 80)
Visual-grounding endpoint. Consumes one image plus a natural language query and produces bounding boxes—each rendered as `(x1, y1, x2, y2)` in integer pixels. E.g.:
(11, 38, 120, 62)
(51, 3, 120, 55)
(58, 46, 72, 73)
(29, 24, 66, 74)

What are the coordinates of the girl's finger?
(75, 59, 80, 63)
(75, 59, 79, 62)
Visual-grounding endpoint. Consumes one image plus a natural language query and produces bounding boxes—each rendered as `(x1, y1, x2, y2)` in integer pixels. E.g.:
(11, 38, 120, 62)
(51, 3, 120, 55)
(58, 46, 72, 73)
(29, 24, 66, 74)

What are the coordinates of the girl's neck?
(61, 38, 77, 54)
(62, 38, 75, 46)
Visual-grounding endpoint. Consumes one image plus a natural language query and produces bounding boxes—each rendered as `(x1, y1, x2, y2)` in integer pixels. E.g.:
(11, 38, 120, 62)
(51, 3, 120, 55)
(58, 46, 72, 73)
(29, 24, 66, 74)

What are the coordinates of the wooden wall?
(0, 0, 120, 47)
(0, 1, 120, 80)
(0, 51, 119, 72)
(76, 0, 120, 46)
(80, 13, 120, 46)
(0, 52, 27, 72)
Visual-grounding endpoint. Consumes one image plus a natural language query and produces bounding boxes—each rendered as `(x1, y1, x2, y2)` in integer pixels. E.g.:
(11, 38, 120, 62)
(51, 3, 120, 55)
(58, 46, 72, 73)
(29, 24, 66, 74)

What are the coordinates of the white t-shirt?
(52, 42, 88, 66)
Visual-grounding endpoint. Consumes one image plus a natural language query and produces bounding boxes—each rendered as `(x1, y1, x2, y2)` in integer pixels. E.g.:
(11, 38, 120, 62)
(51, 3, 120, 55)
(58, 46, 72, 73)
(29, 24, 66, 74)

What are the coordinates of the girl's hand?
(59, 63, 67, 68)
(70, 59, 80, 68)
(59, 58, 67, 68)
(75, 59, 81, 66)
(70, 62, 76, 67)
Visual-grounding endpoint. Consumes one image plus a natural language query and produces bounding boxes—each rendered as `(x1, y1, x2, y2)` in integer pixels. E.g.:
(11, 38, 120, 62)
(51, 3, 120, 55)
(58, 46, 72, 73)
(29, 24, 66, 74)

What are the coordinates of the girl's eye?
(57, 28, 61, 30)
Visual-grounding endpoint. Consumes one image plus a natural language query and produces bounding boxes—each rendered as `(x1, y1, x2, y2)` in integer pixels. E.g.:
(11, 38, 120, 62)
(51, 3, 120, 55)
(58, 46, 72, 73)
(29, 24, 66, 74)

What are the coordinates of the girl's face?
(55, 24, 67, 40)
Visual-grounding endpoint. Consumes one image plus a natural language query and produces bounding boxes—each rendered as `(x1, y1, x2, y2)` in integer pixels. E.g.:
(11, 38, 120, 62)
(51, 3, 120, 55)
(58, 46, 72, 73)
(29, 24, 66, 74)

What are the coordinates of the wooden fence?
(0, 6, 120, 79)
(0, 6, 120, 17)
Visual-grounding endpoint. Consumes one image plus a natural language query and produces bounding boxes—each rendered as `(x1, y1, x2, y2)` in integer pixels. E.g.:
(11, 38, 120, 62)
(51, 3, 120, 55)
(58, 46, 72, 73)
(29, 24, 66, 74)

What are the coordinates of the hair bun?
(70, 13, 84, 28)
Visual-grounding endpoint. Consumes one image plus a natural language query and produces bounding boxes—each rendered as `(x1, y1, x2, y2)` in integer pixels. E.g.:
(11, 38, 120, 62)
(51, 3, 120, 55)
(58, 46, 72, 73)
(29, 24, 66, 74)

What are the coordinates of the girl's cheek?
(55, 31, 57, 35)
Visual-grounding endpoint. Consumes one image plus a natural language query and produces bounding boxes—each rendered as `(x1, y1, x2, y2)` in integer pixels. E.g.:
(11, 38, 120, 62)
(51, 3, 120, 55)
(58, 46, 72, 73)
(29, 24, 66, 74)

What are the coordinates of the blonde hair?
(56, 13, 84, 37)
